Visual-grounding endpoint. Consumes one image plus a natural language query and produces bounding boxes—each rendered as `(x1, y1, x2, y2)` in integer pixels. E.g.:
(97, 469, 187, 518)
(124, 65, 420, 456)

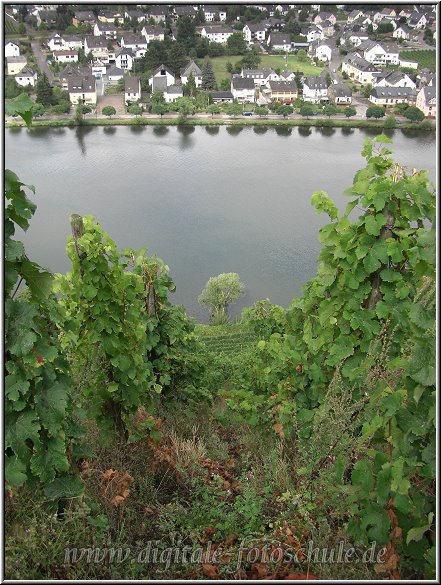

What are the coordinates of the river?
(5, 125, 436, 321)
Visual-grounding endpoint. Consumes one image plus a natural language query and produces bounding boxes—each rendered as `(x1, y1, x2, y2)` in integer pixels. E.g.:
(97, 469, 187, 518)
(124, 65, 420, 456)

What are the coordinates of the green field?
(210, 54, 323, 84)
(400, 49, 436, 72)
(5, 14, 19, 34)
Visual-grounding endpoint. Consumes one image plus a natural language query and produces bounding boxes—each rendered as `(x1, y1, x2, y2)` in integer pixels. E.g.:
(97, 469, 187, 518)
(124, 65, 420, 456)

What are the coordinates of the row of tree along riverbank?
(5, 116, 436, 131)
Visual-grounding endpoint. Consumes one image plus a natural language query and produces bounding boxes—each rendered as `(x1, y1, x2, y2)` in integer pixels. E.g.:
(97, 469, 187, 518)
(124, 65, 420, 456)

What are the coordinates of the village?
(4, 3, 437, 122)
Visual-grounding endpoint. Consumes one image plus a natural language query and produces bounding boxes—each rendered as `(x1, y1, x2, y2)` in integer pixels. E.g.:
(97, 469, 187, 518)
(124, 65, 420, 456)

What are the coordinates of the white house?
(84, 36, 110, 61)
(243, 23, 266, 44)
(392, 25, 410, 40)
(63, 35, 83, 50)
(307, 25, 324, 43)
(231, 77, 255, 103)
(54, 49, 78, 63)
(148, 64, 175, 89)
(148, 5, 168, 23)
(200, 25, 234, 44)
(359, 40, 399, 65)
(302, 76, 328, 103)
(347, 9, 364, 24)
(279, 70, 295, 82)
(124, 9, 146, 23)
(267, 32, 292, 52)
(47, 33, 65, 51)
(15, 66, 37, 87)
(309, 41, 332, 62)
(369, 86, 413, 106)
(373, 71, 416, 89)
(202, 5, 227, 21)
(241, 68, 279, 86)
(164, 85, 183, 103)
(115, 48, 134, 71)
(408, 11, 427, 29)
(313, 12, 336, 25)
(93, 21, 117, 39)
(6, 56, 27, 76)
(180, 60, 203, 87)
(120, 34, 148, 58)
(416, 85, 436, 117)
(141, 25, 165, 43)
(125, 75, 141, 103)
(106, 66, 125, 82)
(342, 53, 381, 85)
(340, 32, 369, 48)
(328, 83, 352, 104)
(68, 74, 97, 105)
(5, 40, 20, 57)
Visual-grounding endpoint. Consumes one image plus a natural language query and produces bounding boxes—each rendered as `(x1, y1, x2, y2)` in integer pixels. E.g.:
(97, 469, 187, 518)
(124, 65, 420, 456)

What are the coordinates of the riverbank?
(5, 115, 435, 131)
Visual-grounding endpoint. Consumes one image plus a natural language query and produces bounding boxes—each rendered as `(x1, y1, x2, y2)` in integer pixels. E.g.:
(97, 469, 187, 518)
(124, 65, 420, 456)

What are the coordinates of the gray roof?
(116, 47, 134, 57)
(15, 65, 34, 77)
(268, 80, 298, 92)
(304, 76, 327, 90)
(174, 5, 197, 16)
(371, 87, 413, 99)
(68, 74, 96, 93)
(7, 55, 26, 63)
(125, 9, 144, 18)
(60, 65, 92, 79)
(180, 60, 202, 77)
(242, 68, 276, 78)
(377, 70, 411, 85)
(63, 34, 82, 42)
(329, 83, 352, 97)
(211, 91, 233, 99)
(268, 33, 291, 45)
(125, 76, 140, 93)
(149, 5, 168, 15)
(244, 22, 266, 32)
(142, 25, 163, 35)
(422, 86, 436, 101)
(202, 25, 234, 34)
(152, 76, 168, 92)
(122, 34, 147, 45)
(85, 36, 107, 49)
(74, 11, 95, 21)
(152, 63, 174, 77)
(167, 85, 183, 95)
(96, 22, 116, 31)
(343, 52, 379, 72)
(107, 66, 124, 76)
(232, 77, 255, 90)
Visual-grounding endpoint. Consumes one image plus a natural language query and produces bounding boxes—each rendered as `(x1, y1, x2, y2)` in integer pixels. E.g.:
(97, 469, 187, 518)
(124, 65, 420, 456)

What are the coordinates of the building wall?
(69, 91, 97, 105)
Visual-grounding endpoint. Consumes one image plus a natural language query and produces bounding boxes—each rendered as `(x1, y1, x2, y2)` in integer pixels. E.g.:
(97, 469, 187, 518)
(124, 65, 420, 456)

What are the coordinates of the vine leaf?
(5, 93, 34, 127)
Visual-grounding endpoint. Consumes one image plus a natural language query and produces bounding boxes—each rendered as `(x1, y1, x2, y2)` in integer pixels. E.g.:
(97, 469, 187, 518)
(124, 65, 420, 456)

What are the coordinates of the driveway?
(31, 40, 53, 83)
(97, 93, 125, 115)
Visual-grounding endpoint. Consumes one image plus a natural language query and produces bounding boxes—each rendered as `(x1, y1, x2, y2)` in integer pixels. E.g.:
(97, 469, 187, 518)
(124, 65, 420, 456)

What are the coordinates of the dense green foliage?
(223, 136, 435, 577)
(399, 49, 436, 72)
(5, 96, 83, 500)
(55, 216, 201, 440)
(198, 273, 245, 325)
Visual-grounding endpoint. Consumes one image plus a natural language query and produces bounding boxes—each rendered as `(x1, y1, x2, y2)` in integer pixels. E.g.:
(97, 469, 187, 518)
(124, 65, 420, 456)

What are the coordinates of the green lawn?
(210, 54, 323, 84)
(400, 50, 436, 72)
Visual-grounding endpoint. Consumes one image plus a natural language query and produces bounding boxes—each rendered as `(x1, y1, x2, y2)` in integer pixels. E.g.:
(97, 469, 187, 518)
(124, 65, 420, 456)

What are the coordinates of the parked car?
(243, 111, 253, 116)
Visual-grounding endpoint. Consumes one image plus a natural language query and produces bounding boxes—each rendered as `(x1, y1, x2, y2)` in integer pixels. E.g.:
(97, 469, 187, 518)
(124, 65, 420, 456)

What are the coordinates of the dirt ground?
(97, 93, 125, 115)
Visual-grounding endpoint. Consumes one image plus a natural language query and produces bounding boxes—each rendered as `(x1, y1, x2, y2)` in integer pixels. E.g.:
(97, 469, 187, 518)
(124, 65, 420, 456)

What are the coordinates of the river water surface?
(5, 125, 436, 320)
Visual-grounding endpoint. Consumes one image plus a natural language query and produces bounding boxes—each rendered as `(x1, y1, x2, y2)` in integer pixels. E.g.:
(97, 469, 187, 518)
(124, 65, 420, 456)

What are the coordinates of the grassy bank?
(210, 54, 323, 82)
(6, 116, 436, 131)
(399, 49, 436, 71)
